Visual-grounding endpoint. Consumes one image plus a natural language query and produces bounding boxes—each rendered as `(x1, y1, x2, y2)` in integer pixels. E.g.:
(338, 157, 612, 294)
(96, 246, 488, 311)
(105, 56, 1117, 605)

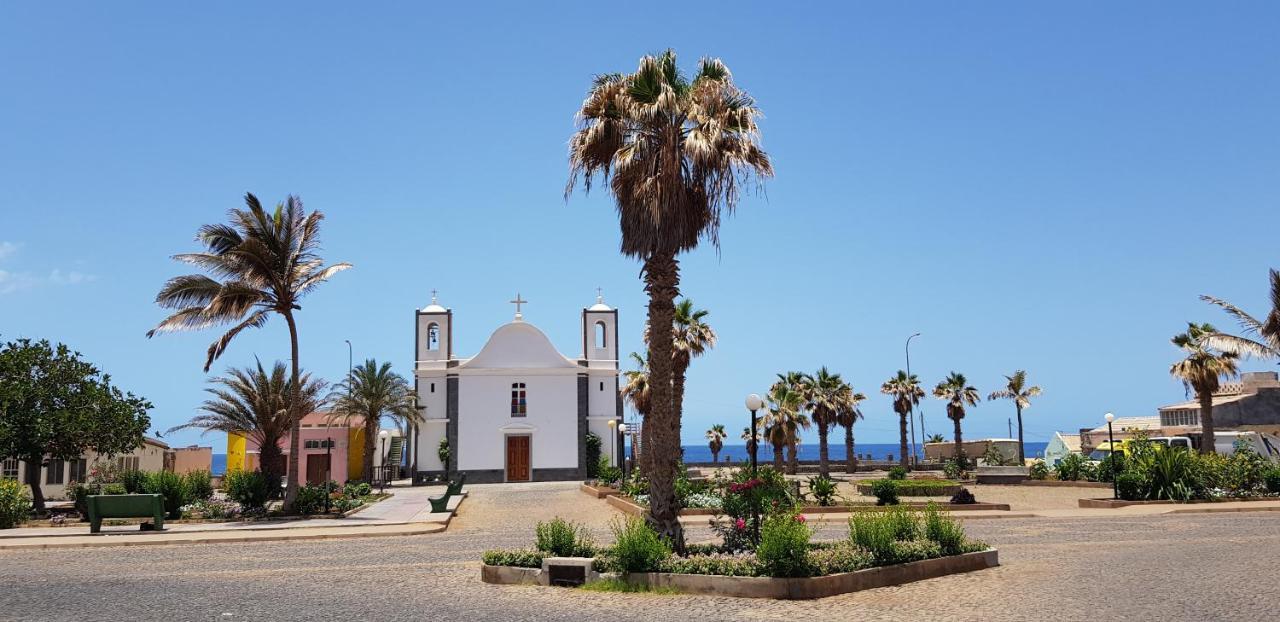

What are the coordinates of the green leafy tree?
(1169, 323, 1239, 454)
(168, 360, 326, 495)
(327, 359, 420, 481)
(567, 50, 772, 549)
(0, 339, 151, 512)
(987, 370, 1042, 464)
(146, 194, 351, 512)
(933, 373, 981, 463)
(881, 371, 925, 469)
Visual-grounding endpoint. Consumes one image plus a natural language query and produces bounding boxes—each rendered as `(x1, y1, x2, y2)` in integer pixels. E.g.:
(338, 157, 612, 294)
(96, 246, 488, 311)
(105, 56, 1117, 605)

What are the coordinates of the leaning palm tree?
(881, 371, 925, 469)
(147, 194, 351, 512)
(567, 50, 772, 547)
(1170, 323, 1240, 454)
(1199, 274, 1280, 360)
(988, 370, 1042, 464)
(705, 424, 727, 463)
(807, 367, 850, 478)
(619, 351, 652, 471)
(327, 359, 422, 482)
(167, 360, 327, 495)
(834, 384, 867, 474)
(933, 373, 981, 464)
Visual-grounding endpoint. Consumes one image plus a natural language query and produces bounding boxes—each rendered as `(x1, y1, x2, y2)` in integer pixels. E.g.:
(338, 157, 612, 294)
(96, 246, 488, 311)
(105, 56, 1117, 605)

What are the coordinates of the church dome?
(460, 321, 577, 369)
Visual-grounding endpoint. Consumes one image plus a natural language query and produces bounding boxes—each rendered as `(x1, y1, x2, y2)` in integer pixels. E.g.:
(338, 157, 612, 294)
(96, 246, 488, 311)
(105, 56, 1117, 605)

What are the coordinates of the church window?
(511, 382, 527, 416)
(430, 383, 435, 393)
(595, 321, 607, 348)
(599, 381, 604, 391)
(427, 323, 440, 351)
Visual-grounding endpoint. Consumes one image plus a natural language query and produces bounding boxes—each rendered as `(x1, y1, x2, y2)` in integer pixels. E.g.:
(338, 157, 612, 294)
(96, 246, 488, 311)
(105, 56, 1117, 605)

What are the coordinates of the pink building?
(231, 412, 368, 485)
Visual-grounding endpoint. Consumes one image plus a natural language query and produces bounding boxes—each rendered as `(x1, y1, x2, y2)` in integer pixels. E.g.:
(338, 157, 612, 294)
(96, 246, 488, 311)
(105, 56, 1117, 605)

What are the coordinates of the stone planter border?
(580, 483, 620, 499)
(856, 482, 962, 497)
(1021, 480, 1111, 489)
(481, 549, 998, 599)
(1079, 496, 1274, 509)
(606, 494, 1009, 516)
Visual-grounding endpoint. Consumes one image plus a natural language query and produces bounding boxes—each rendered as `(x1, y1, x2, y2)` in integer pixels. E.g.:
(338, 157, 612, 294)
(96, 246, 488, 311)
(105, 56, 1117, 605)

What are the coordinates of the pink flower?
(735, 518, 747, 531)
(794, 514, 806, 524)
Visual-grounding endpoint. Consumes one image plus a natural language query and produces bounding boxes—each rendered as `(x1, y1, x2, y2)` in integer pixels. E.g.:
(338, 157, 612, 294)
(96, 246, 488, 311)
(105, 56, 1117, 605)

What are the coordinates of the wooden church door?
(506, 435, 530, 482)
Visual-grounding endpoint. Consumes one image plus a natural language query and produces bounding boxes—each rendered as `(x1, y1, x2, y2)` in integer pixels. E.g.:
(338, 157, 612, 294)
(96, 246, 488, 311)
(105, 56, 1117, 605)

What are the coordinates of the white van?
(1213, 431, 1280, 463)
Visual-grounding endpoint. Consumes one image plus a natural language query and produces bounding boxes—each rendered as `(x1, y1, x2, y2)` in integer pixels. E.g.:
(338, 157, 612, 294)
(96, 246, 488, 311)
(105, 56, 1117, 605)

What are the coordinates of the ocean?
(211, 441, 1051, 475)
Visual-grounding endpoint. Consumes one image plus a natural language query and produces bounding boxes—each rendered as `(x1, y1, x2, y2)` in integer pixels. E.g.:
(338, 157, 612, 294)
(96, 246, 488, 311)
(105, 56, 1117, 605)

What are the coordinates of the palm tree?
(772, 372, 812, 474)
(671, 299, 716, 427)
(567, 51, 772, 547)
(1170, 323, 1240, 454)
(147, 194, 351, 512)
(1200, 270, 1280, 360)
(619, 351, 651, 471)
(705, 424, 727, 463)
(834, 385, 867, 474)
(988, 370, 1042, 464)
(764, 381, 809, 473)
(166, 360, 327, 494)
(881, 371, 925, 469)
(933, 373, 981, 464)
(926, 433, 946, 444)
(327, 359, 422, 481)
(807, 367, 851, 478)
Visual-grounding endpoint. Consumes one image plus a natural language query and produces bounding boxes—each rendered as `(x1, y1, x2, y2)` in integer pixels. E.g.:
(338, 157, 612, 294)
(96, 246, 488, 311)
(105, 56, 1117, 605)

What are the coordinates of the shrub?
(807, 475, 838, 507)
(756, 514, 813, 577)
(949, 488, 977, 504)
(982, 443, 1012, 466)
(184, 470, 214, 501)
(658, 552, 762, 577)
(1143, 448, 1194, 500)
(806, 541, 874, 575)
(608, 516, 670, 573)
(180, 499, 241, 520)
(294, 484, 329, 515)
(119, 469, 149, 494)
(223, 469, 270, 510)
(887, 466, 907, 481)
(1116, 472, 1148, 501)
(437, 438, 451, 474)
(535, 517, 594, 557)
(344, 482, 373, 498)
(584, 432, 602, 478)
(848, 512, 898, 563)
(482, 549, 545, 568)
(1028, 460, 1049, 480)
(1054, 453, 1093, 481)
(923, 503, 966, 555)
(883, 506, 921, 540)
(870, 479, 899, 506)
(1095, 453, 1124, 483)
(942, 459, 966, 480)
(888, 540, 943, 564)
(102, 483, 127, 495)
(1265, 467, 1280, 494)
(596, 456, 623, 486)
(0, 479, 32, 529)
(144, 471, 191, 519)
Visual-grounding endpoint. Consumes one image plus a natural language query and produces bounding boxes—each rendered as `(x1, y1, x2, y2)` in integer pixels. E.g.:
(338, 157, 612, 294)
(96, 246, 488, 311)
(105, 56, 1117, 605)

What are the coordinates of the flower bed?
(856, 479, 962, 497)
(481, 505, 997, 599)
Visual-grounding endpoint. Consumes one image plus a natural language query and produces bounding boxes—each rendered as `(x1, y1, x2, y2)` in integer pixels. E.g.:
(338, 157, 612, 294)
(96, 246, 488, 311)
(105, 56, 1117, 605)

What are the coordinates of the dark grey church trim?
(446, 374, 459, 475)
(577, 373, 589, 475)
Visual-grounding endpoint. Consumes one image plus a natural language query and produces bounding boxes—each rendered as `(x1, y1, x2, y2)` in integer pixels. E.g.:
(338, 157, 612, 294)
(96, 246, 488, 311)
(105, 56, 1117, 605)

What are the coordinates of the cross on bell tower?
(509, 293, 528, 321)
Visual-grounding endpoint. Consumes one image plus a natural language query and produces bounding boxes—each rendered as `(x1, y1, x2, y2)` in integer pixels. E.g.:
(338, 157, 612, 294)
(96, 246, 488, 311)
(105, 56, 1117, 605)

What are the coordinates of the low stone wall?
(580, 483, 620, 499)
(1020, 480, 1111, 488)
(1078, 496, 1273, 509)
(607, 494, 1009, 516)
(483, 549, 999, 599)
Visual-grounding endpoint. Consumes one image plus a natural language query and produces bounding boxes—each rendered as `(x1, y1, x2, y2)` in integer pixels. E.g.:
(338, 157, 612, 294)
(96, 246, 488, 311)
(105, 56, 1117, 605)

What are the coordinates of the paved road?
(2, 483, 1277, 621)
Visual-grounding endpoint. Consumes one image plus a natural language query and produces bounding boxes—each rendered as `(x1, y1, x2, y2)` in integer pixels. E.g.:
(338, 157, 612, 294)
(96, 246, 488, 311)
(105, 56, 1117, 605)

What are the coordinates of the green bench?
(429, 492, 451, 513)
(87, 494, 165, 534)
(446, 473, 466, 496)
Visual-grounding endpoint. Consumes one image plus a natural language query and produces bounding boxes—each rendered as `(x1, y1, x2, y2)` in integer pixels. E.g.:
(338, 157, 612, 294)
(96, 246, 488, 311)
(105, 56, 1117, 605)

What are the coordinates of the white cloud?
(48, 269, 96, 285)
(0, 269, 38, 295)
(0, 244, 97, 295)
(0, 242, 17, 260)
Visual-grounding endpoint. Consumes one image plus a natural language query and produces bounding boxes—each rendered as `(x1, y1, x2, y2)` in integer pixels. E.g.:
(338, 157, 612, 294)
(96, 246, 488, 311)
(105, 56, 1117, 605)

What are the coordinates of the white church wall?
(456, 373, 580, 472)
(587, 418, 619, 465)
(417, 422, 447, 472)
(417, 373, 447, 422)
(586, 372, 617, 418)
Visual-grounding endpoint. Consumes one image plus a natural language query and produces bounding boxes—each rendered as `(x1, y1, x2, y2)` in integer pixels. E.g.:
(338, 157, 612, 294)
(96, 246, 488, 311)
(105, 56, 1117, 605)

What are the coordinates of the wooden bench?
(87, 494, 165, 534)
(429, 492, 451, 513)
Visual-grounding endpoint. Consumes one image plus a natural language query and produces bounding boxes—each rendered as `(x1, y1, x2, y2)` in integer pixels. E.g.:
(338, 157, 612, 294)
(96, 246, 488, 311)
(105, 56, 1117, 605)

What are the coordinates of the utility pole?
(905, 333, 921, 467)
(1008, 418, 1013, 438)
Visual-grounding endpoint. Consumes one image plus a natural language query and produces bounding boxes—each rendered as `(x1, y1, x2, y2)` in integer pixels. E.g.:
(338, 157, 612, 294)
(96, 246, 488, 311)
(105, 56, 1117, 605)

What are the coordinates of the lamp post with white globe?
(745, 393, 764, 545)
(1104, 413, 1117, 500)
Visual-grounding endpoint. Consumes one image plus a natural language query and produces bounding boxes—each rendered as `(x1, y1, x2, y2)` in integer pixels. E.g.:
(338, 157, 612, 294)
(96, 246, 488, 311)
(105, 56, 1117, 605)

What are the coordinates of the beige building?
(0, 437, 169, 500)
(1079, 416, 1161, 453)
(165, 445, 213, 475)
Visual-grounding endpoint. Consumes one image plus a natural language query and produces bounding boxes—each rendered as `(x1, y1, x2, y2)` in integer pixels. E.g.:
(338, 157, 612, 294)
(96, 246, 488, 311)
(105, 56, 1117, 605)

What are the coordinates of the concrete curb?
(0, 522, 448, 550)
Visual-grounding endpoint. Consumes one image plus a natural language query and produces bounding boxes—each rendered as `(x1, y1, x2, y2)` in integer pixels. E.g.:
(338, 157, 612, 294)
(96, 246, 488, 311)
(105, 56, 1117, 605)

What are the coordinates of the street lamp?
(1105, 413, 1117, 500)
(618, 423, 629, 481)
(324, 435, 333, 513)
(378, 430, 389, 493)
(607, 419, 618, 467)
(745, 393, 764, 546)
(906, 333, 921, 467)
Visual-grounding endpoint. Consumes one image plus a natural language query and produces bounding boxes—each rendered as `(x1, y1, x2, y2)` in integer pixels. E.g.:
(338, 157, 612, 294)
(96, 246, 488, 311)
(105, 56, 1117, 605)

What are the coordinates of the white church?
(411, 292, 623, 483)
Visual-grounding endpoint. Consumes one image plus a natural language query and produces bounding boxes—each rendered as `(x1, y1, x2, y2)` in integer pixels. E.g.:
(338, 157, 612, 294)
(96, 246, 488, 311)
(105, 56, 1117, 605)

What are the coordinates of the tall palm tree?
(1199, 274, 1280, 360)
(764, 381, 809, 473)
(705, 424, 726, 463)
(835, 385, 867, 474)
(741, 426, 761, 462)
(166, 360, 327, 495)
(807, 367, 851, 478)
(147, 194, 351, 512)
(987, 370, 1042, 464)
(327, 359, 421, 482)
(772, 372, 812, 474)
(933, 373, 981, 464)
(1170, 323, 1240, 454)
(567, 51, 772, 547)
(881, 371, 925, 469)
(619, 351, 651, 471)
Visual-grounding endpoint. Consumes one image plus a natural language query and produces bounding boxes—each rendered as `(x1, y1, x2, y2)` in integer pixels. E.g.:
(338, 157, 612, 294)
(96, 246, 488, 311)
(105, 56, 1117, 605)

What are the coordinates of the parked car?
(1088, 436, 1193, 462)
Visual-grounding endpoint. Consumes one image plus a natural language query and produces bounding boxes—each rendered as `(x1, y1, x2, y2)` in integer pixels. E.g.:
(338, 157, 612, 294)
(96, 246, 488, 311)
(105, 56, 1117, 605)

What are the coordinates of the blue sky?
(2, 2, 1278, 452)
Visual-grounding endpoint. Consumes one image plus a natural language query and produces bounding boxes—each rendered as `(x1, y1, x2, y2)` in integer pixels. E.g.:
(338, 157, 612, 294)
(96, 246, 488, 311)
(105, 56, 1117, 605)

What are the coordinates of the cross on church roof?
(510, 293, 528, 321)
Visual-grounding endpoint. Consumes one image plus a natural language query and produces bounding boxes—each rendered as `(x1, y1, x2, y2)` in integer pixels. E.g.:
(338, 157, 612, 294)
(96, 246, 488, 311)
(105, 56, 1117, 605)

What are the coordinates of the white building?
(411, 292, 621, 483)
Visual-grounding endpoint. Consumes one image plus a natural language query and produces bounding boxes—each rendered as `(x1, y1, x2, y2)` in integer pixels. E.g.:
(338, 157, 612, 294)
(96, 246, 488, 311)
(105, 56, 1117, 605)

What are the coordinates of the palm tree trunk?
(282, 312, 303, 513)
(711, 447, 719, 464)
(1199, 392, 1216, 454)
(788, 443, 799, 475)
(363, 414, 378, 482)
(640, 253, 684, 551)
(773, 445, 784, 470)
(952, 416, 965, 466)
(25, 455, 46, 513)
(259, 435, 283, 495)
(845, 423, 856, 473)
(1015, 404, 1026, 464)
(898, 410, 910, 469)
(817, 421, 830, 478)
